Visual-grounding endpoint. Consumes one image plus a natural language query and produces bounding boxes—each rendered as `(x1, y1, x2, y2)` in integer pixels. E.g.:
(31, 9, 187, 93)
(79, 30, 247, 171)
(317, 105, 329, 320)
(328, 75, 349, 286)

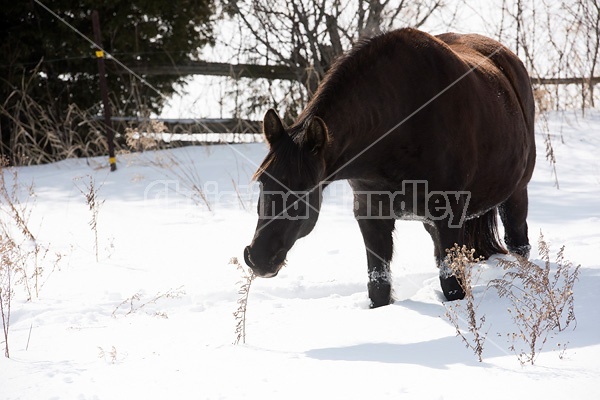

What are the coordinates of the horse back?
(361, 29, 537, 214)
(436, 32, 536, 186)
(436, 32, 534, 135)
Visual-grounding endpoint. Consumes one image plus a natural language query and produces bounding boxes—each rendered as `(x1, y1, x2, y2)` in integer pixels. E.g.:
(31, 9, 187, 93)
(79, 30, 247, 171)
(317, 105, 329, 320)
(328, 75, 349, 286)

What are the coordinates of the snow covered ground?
(1, 111, 599, 399)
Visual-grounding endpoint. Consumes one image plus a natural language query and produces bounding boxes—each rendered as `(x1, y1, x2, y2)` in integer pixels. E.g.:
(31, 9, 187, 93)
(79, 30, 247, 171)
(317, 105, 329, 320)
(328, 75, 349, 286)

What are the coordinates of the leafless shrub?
(0, 235, 18, 358)
(489, 232, 580, 365)
(0, 158, 38, 296)
(125, 119, 169, 152)
(225, 0, 447, 118)
(98, 346, 119, 364)
(230, 257, 255, 345)
(0, 161, 35, 237)
(443, 244, 487, 362)
(0, 159, 52, 300)
(111, 286, 186, 318)
(74, 175, 105, 262)
(484, 0, 600, 112)
(533, 87, 554, 114)
(0, 159, 65, 357)
(564, 0, 600, 109)
(0, 67, 113, 166)
(535, 111, 560, 189)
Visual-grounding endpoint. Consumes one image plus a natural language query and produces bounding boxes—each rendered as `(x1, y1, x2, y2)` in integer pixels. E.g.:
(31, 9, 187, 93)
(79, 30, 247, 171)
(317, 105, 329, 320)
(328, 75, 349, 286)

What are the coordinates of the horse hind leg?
(426, 204, 505, 301)
(423, 221, 466, 301)
(499, 187, 531, 258)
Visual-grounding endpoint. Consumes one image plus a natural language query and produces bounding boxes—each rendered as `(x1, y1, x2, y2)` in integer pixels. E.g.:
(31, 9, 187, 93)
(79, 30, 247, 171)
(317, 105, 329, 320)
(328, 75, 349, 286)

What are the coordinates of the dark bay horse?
(244, 28, 536, 307)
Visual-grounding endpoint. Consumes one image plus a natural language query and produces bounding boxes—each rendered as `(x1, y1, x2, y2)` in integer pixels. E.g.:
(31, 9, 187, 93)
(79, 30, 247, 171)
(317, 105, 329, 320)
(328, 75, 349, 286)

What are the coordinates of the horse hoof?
(440, 275, 465, 301)
(368, 281, 393, 308)
(509, 244, 531, 259)
(369, 299, 392, 309)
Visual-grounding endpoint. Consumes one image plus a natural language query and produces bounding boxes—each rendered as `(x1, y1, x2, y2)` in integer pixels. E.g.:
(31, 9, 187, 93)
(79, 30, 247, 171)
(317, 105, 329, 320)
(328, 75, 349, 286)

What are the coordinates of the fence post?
(92, 10, 117, 172)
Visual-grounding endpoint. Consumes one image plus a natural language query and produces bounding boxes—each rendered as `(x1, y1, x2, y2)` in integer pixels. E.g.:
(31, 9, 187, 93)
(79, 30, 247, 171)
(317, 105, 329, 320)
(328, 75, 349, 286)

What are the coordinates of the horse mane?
(297, 33, 385, 123)
(252, 132, 321, 184)
(252, 135, 295, 182)
(254, 28, 421, 183)
(295, 28, 424, 133)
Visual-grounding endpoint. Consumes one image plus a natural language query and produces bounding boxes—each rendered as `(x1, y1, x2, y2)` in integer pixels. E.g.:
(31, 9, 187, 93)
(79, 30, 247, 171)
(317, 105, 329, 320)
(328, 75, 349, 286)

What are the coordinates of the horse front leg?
(424, 191, 469, 301)
(353, 192, 396, 308)
(424, 221, 466, 301)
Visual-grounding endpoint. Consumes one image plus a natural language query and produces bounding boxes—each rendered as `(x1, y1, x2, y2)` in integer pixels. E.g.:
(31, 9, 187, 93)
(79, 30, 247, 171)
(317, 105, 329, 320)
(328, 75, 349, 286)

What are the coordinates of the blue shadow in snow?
(306, 267, 600, 368)
(305, 337, 483, 369)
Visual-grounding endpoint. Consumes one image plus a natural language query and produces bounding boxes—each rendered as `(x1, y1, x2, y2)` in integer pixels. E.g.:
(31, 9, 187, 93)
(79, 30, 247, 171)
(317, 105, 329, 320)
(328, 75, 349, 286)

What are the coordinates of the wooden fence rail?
(109, 63, 599, 141)
(131, 61, 600, 86)
(106, 117, 261, 134)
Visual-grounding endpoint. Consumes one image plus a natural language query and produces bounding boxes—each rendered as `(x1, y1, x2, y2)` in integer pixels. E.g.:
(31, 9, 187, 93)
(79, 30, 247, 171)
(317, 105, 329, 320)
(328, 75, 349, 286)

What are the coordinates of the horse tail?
(463, 208, 507, 259)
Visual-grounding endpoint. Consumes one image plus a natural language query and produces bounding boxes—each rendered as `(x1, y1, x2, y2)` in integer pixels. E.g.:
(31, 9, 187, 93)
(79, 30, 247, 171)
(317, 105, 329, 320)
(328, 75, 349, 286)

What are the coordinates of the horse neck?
(314, 99, 385, 182)
(299, 48, 407, 182)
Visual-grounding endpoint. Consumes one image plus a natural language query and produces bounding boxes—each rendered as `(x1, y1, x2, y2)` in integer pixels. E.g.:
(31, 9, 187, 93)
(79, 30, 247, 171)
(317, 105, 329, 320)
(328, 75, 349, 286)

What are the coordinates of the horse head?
(244, 109, 329, 278)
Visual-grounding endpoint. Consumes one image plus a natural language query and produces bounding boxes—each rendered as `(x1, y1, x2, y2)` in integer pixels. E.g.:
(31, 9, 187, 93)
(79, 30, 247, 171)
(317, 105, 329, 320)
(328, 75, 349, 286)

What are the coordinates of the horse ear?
(306, 116, 329, 154)
(263, 109, 285, 146)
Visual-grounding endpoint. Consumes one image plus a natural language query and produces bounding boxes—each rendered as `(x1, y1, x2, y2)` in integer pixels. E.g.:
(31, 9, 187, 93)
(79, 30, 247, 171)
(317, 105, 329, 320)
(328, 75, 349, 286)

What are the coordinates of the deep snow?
(1, 111, 599, 399)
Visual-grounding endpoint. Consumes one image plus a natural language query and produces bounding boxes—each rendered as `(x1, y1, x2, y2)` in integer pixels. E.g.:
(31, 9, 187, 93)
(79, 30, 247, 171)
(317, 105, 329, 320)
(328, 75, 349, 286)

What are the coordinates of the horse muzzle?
(243, 245, 285, 278)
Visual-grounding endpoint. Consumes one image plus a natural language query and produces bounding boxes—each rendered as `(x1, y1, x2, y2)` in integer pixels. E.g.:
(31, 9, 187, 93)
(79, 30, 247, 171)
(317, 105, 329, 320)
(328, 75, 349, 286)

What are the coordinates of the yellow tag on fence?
(95, 50, 104, 58)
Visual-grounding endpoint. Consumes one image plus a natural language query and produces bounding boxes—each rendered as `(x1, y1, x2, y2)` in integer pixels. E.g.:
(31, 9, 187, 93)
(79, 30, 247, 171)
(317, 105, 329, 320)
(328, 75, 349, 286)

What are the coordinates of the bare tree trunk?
(361, 0, 385, 38)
